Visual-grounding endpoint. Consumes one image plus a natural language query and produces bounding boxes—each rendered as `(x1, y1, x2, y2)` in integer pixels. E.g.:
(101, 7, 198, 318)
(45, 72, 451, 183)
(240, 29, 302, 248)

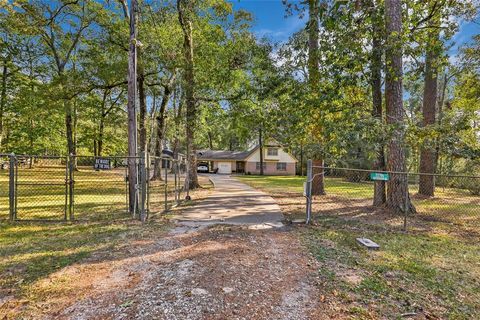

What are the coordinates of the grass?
(237, 175, 480, 319)
(0, 165, 186, 221)
(0, 166, 211, 315)
(237, 175, 480, 231)
(0, 217, 173, 317)
(302, 217, 480, 319)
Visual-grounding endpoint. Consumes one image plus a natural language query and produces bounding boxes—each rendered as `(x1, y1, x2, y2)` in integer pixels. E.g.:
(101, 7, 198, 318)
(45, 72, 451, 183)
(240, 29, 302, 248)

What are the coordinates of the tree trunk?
(64, 98, 75, 156)
(138, 69, 147, 153)
(152, 82, 173, 180)
(385, 0, 415, 214)
(172, 92, 182, 159)
(371, 7, 386, 206)
(73, 98, 78, 157)
(127, 0, 139, 213)
(58, 72, 75, 157)
(259, 127, 264, 175)
(29, 119, 34, 157)
(98, 118, 105, 157)
(207, 131, 213, 149)
(0, 59, 7, 151)
(178, 0, 199, 189)
(419, 25, 440, 197)
(307, 0, 325, 195)
(434, 73, 448, 173)
(300, 142, 304, 176)
(97, 90, 108, 157)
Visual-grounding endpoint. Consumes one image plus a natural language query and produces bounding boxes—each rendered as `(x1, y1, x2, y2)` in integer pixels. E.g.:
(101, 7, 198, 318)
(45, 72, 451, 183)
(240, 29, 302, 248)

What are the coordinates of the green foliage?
(0, 0, 478, 179)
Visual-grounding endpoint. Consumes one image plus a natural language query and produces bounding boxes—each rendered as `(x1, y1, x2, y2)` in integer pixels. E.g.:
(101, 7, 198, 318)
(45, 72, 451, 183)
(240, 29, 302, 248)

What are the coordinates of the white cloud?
(253, 14, 306, 42)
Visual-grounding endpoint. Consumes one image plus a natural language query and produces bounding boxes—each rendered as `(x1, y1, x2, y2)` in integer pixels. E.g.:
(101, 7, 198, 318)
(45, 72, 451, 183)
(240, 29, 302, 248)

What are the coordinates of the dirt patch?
(3, 224, 350, 319)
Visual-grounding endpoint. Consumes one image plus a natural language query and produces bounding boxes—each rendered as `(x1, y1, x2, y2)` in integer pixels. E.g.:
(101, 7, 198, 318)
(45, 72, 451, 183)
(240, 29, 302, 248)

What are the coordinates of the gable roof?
(197, 149, 251, 161)
(197, 144, 298, 163)
(243, 145, 298, 163)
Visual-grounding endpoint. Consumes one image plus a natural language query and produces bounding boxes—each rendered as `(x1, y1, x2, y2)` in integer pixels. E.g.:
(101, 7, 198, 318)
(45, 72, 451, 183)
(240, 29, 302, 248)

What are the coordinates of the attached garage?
(196, 143, 298, 176)
(217, 162, 232, 174)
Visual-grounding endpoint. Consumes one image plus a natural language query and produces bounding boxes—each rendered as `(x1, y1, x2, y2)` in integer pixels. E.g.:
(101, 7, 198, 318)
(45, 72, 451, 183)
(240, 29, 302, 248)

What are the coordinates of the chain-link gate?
(0, 153, 187, 222)
(13, 155, 68, 221)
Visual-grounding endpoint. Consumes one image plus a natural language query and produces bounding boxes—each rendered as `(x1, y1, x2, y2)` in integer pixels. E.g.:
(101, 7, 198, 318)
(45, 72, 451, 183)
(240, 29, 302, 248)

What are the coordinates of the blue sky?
(229, 0, 478, 57)
(230, 0, 306, 42)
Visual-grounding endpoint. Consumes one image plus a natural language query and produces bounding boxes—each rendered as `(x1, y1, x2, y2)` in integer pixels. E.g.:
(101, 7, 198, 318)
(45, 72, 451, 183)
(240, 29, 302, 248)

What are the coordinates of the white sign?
(94, 158, 111, 170)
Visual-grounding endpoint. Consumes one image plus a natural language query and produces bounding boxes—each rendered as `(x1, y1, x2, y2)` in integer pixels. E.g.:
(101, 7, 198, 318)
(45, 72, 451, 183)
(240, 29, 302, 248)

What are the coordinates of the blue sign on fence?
(370, 172, 390, 181)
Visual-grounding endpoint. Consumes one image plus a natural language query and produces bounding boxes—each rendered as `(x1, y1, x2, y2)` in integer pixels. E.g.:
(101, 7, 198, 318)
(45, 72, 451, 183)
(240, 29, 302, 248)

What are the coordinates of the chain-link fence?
(305, 163, 480, 233)
(148, 155, 187, 216)
(0, 153, 187, 222)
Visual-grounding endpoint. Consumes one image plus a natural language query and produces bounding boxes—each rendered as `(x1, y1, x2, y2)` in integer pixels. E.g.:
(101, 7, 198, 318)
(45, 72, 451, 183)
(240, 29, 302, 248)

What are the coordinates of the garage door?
(217, 162, 232, 174)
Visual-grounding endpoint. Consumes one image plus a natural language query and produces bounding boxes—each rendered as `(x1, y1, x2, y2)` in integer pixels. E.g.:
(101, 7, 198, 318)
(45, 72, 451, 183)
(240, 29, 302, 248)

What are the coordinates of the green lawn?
(238, 174, 374, 198)
(237, 175, 480, 229)
(236, 175, 306, 193)
(303, 217, 480, 319)
(237, 175, 480, 318)
(0, 165, 185, 221)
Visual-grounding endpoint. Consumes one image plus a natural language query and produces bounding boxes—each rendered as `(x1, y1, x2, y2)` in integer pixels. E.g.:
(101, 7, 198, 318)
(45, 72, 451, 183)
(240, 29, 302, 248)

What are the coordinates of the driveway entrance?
(173, 174, 283, 226)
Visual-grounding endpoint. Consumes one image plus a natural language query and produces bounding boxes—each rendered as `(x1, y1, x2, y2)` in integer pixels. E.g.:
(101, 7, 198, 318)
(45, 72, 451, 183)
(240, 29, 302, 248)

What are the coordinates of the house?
(197, 141, 297, 175)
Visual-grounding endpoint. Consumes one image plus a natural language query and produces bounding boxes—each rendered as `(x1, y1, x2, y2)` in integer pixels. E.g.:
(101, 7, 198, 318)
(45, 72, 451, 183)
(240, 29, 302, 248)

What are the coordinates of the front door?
(236, 161, 245, 173)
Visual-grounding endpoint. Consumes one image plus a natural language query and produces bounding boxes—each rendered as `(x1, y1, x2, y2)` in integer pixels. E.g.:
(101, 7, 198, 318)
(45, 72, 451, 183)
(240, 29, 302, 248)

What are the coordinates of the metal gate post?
(68, 154, 75, 221)
(164, 161, 168, 212)
(146, 153, 150, 220)
(174, 161, 179, 205)
(9, 154, 16, 221)
(305, 159, 313, 224)
(139, 152, 147, 222)
(403, 172, 409, 231)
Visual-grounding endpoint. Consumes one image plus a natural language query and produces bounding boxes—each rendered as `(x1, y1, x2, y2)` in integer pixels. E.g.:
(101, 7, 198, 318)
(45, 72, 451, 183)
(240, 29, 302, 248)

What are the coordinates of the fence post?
(64, 156, 68, 221)
(9, 153, 16, 221)
(68, 154, 75, 221)
(403, 172, 409, 231)
(139, 152, 147, 222)
(185, 155, 191, 201)
(164, 160, 168, 212)
(305, 159, 313, 224)
(146, 153, 150, 220)
(176, 161, 180, 205)
(174, 161, 178, 204)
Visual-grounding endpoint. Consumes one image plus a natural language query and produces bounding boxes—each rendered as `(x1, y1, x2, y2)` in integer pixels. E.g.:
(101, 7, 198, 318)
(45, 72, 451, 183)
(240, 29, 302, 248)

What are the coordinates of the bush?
(465, 179, 480, 196)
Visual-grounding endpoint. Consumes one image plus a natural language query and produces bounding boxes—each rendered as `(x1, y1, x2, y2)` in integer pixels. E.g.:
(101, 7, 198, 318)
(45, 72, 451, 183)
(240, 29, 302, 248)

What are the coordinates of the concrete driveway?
(172, 174, 283, 228)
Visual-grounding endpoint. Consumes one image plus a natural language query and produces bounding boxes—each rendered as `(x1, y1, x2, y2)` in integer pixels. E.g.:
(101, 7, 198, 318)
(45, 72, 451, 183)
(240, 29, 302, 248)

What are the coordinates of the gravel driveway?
(12, 177, 337, 319)
(43, 225, 327, 319)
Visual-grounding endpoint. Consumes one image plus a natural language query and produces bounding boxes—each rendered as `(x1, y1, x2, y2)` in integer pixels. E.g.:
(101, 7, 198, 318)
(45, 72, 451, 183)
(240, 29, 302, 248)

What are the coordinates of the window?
(276, 162, 287, 171)
(256, 162, 267, 170)
(267, 148, 278, 156)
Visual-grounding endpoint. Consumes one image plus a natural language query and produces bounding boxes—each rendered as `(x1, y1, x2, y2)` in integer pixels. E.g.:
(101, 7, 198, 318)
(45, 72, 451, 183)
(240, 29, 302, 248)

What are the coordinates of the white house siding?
(244, 147, 297, 175)
(245, 147, 296, 164)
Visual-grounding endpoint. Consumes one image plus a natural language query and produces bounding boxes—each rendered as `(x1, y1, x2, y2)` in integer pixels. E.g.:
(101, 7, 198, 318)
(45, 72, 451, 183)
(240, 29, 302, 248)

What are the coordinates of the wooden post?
(139, 152, 147, 222)
(259, 128, 264, 175)
(8, 154, 15, 221)
(306, 159, 313, 224)
(164, 160, 168, 212)
(127, 0, 139, 214)
(69, 154, 75, 221)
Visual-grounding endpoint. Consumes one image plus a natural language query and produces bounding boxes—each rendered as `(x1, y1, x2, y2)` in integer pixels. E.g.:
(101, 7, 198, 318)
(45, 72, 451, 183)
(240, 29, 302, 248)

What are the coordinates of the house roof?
(197, 142, 298, 162)
(197, 150, 251, 161)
